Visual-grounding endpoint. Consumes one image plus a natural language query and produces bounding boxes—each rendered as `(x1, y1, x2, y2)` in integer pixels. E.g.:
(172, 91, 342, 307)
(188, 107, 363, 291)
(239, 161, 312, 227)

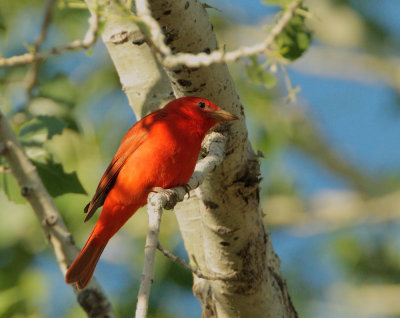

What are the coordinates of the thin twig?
(0, 1, 100, 68)
(134, 132, 227, 318)
(134, 0, 301, 68)
(157, 243, 236, 281)
(0, 111, 115, 317)
(26, 0, 58, 98)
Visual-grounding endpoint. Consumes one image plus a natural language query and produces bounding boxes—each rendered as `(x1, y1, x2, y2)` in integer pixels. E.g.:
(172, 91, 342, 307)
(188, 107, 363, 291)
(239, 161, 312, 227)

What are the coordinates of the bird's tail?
(65, 227, 107, 290)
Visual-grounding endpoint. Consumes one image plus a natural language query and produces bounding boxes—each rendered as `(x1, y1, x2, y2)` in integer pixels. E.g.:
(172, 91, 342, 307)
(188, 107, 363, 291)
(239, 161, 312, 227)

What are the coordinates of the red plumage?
(65, 97, 237, 289)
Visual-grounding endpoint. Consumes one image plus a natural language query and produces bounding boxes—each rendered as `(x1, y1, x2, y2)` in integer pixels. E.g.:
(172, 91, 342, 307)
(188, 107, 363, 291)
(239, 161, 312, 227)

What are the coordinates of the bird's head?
(164, 97, 238, 132)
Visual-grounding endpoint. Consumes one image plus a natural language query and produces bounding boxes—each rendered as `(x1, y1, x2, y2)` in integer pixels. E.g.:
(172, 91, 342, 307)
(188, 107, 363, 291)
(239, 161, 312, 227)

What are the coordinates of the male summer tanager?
(65, 96, 237, 289)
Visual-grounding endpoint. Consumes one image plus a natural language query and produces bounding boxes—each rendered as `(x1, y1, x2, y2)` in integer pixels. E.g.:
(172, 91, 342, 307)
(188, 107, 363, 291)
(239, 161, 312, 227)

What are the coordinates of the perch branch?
(0, 111, 114, 318)
(134, 132, 227, 318)
(134, 0, 301, 68)
(0, 1, 100, 68)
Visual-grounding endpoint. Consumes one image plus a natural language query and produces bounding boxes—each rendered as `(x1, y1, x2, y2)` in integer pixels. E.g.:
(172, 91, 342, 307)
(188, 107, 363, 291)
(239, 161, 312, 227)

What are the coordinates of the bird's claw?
(183, 184, 191, 199)
(151, 187, 177, 210)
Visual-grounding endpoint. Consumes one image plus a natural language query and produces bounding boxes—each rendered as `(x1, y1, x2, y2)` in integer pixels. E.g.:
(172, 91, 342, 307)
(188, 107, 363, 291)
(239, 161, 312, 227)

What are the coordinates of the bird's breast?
(112, 127, 201, 207)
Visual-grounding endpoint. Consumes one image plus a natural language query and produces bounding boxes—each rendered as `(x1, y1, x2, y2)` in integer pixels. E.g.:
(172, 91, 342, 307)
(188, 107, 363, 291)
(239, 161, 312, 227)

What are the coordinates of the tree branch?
(135, 132, 227, 317)
(135, 0, 301, 68)
(0, 1, 100, 68)
(0, 111, 114, 318)
(135, 192, 163, 318)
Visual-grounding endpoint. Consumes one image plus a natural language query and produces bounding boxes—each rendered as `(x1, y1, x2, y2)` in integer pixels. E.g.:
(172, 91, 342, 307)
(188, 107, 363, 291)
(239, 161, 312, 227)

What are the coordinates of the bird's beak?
(209, 110, 239, 122)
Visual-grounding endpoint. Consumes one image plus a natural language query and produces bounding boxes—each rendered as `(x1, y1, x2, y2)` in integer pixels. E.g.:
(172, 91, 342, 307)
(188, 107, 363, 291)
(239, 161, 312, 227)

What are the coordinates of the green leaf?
(275, 7, 312, 61)
(32, 157, 86, 197)
(246, 56, 277, 89)
(0, 171, 26, 204)
(19, 116, 67, 140)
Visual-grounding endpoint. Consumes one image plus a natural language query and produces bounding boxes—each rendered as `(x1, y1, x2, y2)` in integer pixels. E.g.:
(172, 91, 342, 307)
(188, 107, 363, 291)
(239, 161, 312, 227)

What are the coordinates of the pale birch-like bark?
(85, 0, 173, 118)
(86, 0, 298, 316)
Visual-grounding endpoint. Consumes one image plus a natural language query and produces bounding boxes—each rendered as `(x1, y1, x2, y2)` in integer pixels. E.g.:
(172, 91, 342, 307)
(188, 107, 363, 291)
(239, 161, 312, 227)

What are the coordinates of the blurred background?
(1, 0, 400, 317)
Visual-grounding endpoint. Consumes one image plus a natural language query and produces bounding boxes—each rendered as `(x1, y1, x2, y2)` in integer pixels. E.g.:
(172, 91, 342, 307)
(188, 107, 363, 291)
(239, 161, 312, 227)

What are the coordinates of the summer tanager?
(65, 96, 237, 289)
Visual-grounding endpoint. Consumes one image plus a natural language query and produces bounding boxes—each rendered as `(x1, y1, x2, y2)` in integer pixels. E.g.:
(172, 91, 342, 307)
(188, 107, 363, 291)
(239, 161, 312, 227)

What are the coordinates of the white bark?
(89, 0, 173, 118)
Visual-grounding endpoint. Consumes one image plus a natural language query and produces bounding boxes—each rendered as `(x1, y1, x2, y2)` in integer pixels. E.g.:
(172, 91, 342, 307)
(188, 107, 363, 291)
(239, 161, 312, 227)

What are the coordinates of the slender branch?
(26, 0, 58, 98)
(134, 132, 227, 318)
(134, 0, 301, 68)
(0, 111, 115, 318)
(134, 191, 164, 318)
(157, 243, 236, 281)
(0, 2, 100, 68)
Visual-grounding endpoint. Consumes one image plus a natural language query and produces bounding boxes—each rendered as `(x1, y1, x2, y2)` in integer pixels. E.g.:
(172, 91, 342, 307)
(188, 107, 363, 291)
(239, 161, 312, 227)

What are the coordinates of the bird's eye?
(198, 102, 206, 109)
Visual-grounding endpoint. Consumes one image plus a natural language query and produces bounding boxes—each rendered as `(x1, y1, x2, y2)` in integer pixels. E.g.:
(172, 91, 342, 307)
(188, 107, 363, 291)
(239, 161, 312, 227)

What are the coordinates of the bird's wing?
(83, 111, 165, 222)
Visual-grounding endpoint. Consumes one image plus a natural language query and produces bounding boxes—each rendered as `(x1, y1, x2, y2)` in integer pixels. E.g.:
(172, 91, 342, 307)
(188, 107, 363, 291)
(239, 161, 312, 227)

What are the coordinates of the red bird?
(65, 97, 237, 289)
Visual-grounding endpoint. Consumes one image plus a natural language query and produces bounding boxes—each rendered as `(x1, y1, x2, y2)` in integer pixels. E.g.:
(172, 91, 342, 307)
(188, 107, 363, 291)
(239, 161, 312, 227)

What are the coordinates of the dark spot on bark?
(177, 79, 192, 87)
(162, 26, 178, 45)
(163, 10, 171, 15)
(220, 241, 230, 247)
(223, 85, 227, 90)
(240, 104, 245, 116)
(194, 19, 197, 23)
(132, 38, 145, 46)
(225, 148, 234, 157)
(203, 200, 219, 209)
(234, 236, 239, 241)
(173, 69, 182, 74)
(184, 1, 189, 9)
(204, 47, 211, 54)
(200, 82, 206, 87)
(211, 24, 214, 31)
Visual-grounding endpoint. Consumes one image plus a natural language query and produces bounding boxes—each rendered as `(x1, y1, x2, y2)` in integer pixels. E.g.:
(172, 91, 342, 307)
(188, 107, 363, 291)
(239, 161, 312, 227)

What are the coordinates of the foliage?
(275, 8, 312, 61)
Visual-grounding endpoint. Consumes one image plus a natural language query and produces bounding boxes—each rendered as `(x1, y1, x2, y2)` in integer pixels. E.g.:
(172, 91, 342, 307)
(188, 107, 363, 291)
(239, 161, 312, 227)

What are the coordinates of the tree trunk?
(87, 0, 297, 316)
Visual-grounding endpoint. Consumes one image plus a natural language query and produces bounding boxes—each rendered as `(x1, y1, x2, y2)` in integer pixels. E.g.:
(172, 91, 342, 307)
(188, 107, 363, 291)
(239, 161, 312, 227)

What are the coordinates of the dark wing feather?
(83, 121, 151, 222)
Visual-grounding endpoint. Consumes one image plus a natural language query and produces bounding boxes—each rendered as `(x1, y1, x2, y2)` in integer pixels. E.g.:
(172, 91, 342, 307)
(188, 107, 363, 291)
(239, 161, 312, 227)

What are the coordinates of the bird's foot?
(182, 184, 191, 199)
(151, 187, 178, 210)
